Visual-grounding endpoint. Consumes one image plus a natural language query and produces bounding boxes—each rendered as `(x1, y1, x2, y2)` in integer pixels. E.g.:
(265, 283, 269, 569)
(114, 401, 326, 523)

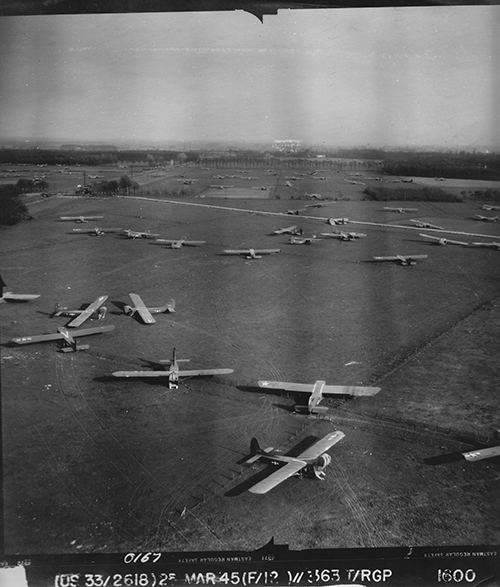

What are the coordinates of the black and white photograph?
(1, 1, 499, 569)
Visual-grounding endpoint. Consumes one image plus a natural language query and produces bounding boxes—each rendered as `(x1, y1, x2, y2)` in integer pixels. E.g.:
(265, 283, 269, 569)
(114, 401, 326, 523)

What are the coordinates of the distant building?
(272, 140, 302, 154)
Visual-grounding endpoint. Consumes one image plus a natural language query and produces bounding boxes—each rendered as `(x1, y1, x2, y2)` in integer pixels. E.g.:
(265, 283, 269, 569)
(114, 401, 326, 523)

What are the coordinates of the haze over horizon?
(0, 7, 498, 149)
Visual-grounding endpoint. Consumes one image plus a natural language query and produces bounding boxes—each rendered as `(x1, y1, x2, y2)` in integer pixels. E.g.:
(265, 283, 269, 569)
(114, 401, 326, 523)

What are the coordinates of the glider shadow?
(111, 300, 127, 313)
(94, 374, 165, 387)
(237, 384, 301, 411)
(424, 452, 466, 465)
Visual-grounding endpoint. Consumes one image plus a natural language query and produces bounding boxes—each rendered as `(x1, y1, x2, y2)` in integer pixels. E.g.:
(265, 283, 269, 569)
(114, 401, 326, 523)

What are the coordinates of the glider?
(244, 431, 345, 494)
(223, 248, 281, 260)
(383, 207, 418, 214)
(327, 217, 349, 225)
(10, 324, 114, 351)
(124, 293, 175, 324)
(258, 379, 380, 414)
(409, 219, 443, 230)
(320, 231, 366, 241)
(419, 233, 469, 246)
(156, 238, 206, 248)
(289, 236, 316, 245)
(272, 225, 301, 235)
(59, 215, 104, 223)
(462, 446, 500, 462)
(123, 229, 161, 239)
(53, 295, 108, 328)
(373, 254, 428, 266)
(112, 347, 233, 389)
(473, 214, 498, 223)
(72, 226, 122, 236)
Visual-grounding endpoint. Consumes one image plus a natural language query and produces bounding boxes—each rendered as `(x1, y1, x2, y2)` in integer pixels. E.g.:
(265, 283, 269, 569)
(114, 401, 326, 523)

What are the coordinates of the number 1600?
(437, 569, 476, 583)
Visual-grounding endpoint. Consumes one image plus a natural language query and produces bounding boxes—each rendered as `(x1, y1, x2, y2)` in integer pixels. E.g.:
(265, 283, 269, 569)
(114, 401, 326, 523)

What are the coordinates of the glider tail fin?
(250, 437, 261, 455)
(243, 438, 267, 464)
(245, 438, 274, 464)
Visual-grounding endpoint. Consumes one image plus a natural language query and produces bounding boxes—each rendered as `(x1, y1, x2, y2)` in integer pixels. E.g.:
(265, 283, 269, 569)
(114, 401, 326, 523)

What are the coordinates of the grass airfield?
(2, 191, 500, 554)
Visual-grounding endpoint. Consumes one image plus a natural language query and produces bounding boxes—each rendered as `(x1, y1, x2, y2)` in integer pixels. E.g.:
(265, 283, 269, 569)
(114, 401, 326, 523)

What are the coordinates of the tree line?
(0, 149, 194, 166)
(0, 183, 30, 225)
(90, 175, 139, 195)
(364, 186, 462, 202)
(382, 152, 500, 181)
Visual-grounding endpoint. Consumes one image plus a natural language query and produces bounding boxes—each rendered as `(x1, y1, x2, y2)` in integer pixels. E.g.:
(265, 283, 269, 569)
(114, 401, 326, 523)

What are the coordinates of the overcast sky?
(0, 7, 498, 148)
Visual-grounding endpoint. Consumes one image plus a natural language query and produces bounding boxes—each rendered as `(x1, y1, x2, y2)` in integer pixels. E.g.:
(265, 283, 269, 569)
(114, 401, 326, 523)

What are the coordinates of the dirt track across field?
(119, 194, 500, 239)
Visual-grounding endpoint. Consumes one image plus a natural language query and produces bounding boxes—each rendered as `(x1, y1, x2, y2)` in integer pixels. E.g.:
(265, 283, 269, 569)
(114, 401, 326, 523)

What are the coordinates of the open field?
(0, 164, 122, 192)
(3, 162, 500, 203)
(2, 192, 500, 554)
(413, 176, 500, 190)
